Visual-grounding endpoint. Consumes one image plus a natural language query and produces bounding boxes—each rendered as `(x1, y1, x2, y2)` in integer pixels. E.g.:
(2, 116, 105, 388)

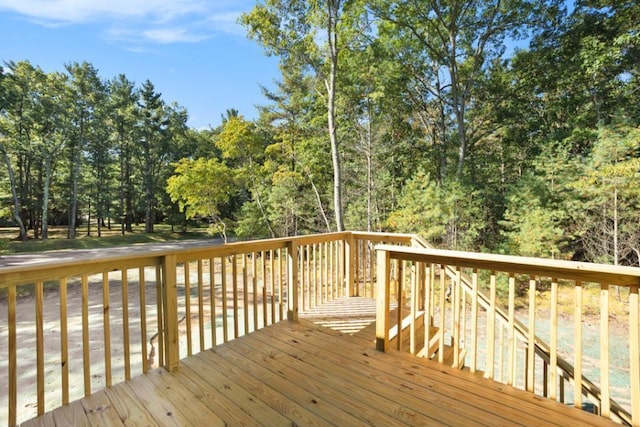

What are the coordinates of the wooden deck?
(21, 314, 614, 426)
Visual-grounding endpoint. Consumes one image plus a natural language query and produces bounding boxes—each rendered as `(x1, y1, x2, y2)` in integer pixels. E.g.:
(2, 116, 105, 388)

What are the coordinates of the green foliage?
(500, 176, 569, 258)
(387, 171, 485, 250)
(215, 116, 263, 163)
(2, 0, 639, 262)
(0, 238, 8, 254)
(166, 157, 237, 221)
(570, 123, 640, 264)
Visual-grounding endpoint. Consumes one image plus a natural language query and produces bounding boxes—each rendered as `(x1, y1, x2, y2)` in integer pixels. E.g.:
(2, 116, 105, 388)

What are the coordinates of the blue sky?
(0, 0, 280, 129)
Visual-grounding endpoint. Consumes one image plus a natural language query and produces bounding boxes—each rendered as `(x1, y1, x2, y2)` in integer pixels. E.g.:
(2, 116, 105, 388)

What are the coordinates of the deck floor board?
(22, 300, 615, 426)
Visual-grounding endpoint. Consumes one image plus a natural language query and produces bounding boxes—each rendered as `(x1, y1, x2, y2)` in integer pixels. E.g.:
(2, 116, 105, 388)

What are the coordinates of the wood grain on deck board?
(22, 316, 615, 427)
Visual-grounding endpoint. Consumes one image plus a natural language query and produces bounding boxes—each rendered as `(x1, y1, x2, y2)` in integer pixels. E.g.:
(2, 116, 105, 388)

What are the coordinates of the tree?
(372, 0, 562, 178)
(0, 63, 28, 240)
(387, 170, 485, 250)
(136, 80, 168, 233)
(109, 74, 138, 234)
(65, 62, 105, 238)
(35, 71, 70, 240)
(242, 0, 366, 231)
(215, 115, 275, 237)
(572, 123, 640, 265)
(166, 158, 237, 242)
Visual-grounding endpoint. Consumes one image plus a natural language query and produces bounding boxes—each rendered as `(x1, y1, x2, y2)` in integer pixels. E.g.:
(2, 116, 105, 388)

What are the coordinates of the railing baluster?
(550, 278, 558, 401)
(252, 253, 258, 331)
(60, 278, 69, 404)
(543, 361, 549, 398)
(102, 273, 112, 385)
(527, 278, 536, 393)
(198, 259, 205, 351)
(210, 258, 217, 347)
(336, 240, 344, 298)
(470, 270, 478, 373)
(574, 281, 583, 409)
(232, 254, 239, 338)
(121, 270, 130, 380)
(139, 268, 148, 373)
(301, 245, 307, 311)
(279, 248, 284, 321)
(312, 244, 317, 307)
(410, 263, 417, 355)
(600, 283, 610, 418)
(324, 242, 329, 303)
(262, 250, 268, 326)
(82, 274, 91, 395)
(438, 264, 446, 363)
(498, 326, 504, 383)
(397, 260, 404, 351)
(184, 262, 192, 356)
(155, 265, 164, 368)
(36, 280, 44, 415)
(298, 245, 311, 312)
(243, 254, 249, 336)
(8, 285, 17, 427)
(271, 249, 276, 322)
(461, 285, 467, 365)
(452, 268, 461, 369)
(424, 263, 432, 359)
(221, 257, 228, 342)
(507, 273, 515, 386)
(630, 285, 639, 426)
(486, 271, 496, 379)
(330, 241, 335, 301)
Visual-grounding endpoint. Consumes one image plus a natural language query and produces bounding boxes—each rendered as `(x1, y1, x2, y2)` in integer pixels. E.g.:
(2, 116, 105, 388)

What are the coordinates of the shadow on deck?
(23, 300, 614, 426)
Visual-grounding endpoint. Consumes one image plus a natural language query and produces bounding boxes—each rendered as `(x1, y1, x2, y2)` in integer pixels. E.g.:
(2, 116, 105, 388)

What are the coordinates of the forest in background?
(0, 0, 638, 265)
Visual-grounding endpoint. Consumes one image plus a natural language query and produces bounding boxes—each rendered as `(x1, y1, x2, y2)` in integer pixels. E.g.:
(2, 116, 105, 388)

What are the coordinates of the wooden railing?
(4, 231, 412, 426)
(375, 244, 640, 426)
(7, 231, 631, 425)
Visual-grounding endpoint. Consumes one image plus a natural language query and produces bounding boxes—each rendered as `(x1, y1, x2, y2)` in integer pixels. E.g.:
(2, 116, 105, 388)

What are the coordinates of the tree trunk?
(326, 0, 344, 232)
(68, 135, 82, 239)
(366, 100, 373, 233)
(41, 157, 53, 240)
(0, 142, 27, 240)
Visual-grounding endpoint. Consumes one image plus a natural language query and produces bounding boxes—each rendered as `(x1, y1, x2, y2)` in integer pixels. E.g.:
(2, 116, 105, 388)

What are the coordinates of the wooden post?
(345, 233, 355, 297)
(162, 254, 180, 371)
(376, 248, 391, 352)
(287, 240, 299, 321)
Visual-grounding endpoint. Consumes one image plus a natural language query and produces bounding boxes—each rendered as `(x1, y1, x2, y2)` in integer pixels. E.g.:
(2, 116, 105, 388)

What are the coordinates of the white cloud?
(205, 12, 244, 36)
(142, 28, 209, 44)
(0, 0, 207, 24)
(0, 0, 250, 44)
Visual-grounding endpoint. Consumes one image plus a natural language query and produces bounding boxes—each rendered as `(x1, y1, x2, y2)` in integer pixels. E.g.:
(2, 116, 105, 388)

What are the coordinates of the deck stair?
(300, 296, 463, 368)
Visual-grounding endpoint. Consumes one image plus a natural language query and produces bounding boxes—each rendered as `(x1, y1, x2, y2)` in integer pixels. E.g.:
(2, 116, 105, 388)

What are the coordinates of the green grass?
(0, 224, 211, 254)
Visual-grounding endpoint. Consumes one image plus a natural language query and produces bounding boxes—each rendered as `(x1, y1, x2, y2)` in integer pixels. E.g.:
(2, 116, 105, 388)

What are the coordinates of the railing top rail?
(350, 231, 415, 243)
(376, 244, 640, 287)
